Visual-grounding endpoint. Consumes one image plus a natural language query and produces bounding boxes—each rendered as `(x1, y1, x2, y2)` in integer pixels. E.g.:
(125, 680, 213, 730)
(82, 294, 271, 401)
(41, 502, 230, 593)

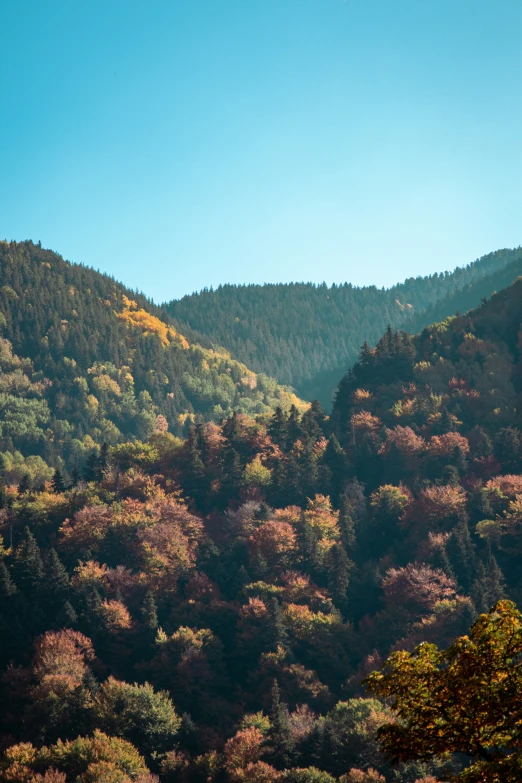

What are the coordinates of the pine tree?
(269, 457, 288, 507)
(284, 452, 302, 506)
(454, 445, 468, 475)
(299, 439, 318, 501)
(268, 407, 288, 449)
(327, 543, 352, 609)
(84, 451, 101, 482)
(17, 475, 30, 495)
(141, 590, 158, 630)
(178, 713, 202, 756)
(300, 516, 323, 578)
(301, 400, 325, 441)
(182, 431, 207, 507)
(321, 435, 346, 505)
(469, 426, 493, 458)
(484, 550, 505, 608)
(232, 564, 251, 597)
(0, 476, 6, 509)
(269, 597, 288, 651)
(269, 679, 294, 768)
(99, 442, 109, 473)
(51, 469, 65, 493)
(55, 600, 78, 628)
(220, 446, 242, 507)
(439, 407, 457, 433)
(495, 427, 521, 472)
(430, 538, 455, 580)
(44, 548, 70, 602)
(447, 518, 477, 592)
(222, 411, 241, 449)
(338, 496, 357, 552)
(14, 527, 44, 594)
(470, 561, 489, 614)
(287, 405, 302, 446)
(0, 561, 17, 598)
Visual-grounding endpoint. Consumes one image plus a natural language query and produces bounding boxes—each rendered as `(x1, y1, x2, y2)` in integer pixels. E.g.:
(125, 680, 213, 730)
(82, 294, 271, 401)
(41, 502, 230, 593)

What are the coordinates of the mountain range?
(165, 247, 522, 404)
(1, 239, 522, 485)
(2, 246, 522, 782)
(0, 241, 303, 484)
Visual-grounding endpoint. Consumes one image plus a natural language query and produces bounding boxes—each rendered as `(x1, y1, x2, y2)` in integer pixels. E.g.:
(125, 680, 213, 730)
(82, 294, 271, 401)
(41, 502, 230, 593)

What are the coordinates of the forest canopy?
(3, 272, 522, 781)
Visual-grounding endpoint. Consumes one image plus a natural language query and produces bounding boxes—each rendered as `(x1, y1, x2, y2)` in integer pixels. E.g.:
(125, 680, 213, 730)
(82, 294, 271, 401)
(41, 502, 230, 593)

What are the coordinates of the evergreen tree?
(453, 445, 468, 476)
(220, 446, 242, 507)
(0, 561, 17, 599)
(181, 431, 207, 508)
(0, 475, 6, 509)
(430, 538, 455, 580)
(483, 550, 505, 608)
(326, 543, 352, 610)
(269, 679, 294, 768)
(84, 451, 101, 483)
(141, 590, 158, 630)
(494, 427, 521, 472)
(321, 435, 346, 505)
(287, 405, 302, 446)
(300, 516, 323, 578)
(55, 600, 78, 628)
(338, 496, 356, 552)
(469, 426, 493, 458)
(268, 596, 289, 652)
(269, 407, 288, 449)
(51, 469, 65, 493)
(44, 548, 70, 602)
(178, 713, 202, 756)
(14, 527, 44, 594)
(270, 457, 289, 507)
(299, 439, 319, 501)
(17, 475, 30, 495)
(447, 518, 477, 592)
(99, 442, 109, 473)
(301, 400, 325, 441)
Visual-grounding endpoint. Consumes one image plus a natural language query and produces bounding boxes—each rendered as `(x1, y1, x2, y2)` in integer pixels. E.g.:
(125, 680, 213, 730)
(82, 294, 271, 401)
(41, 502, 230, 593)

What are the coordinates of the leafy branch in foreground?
(365, 600, 522, 782)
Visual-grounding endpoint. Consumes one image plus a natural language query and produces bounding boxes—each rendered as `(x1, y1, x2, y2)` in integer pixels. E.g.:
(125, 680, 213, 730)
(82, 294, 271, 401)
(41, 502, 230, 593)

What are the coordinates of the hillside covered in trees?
(3, 276, 522, 781)
(165, 248, 522, 405)
(0, 241, 304, 486)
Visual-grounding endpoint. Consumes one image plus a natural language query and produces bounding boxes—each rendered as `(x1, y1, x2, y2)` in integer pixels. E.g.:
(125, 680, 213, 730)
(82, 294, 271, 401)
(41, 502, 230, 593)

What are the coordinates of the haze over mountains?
(165, 248, 522, 405)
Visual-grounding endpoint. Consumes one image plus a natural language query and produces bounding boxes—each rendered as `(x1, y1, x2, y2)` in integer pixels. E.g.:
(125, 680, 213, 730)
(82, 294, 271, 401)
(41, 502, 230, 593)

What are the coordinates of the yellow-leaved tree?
(365, 600, 522, 782)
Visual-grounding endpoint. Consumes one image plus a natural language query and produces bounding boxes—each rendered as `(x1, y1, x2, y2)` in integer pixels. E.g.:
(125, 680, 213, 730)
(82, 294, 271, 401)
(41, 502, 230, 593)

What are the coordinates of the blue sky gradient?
(1, 0, 521, 301)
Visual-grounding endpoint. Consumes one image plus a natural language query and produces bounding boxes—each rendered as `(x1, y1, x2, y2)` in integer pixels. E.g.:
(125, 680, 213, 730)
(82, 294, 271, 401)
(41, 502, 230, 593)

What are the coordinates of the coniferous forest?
(3, 243, 522, 781)
(165, 248, 522, 404)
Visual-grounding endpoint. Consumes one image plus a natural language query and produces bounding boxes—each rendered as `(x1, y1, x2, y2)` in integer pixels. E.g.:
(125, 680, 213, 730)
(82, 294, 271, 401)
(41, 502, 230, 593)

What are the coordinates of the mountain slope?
(4, 275, 522, 783)
(0, 241, 305, 479)
(164, 247, 522, 406)
(332, 273, 522, 455)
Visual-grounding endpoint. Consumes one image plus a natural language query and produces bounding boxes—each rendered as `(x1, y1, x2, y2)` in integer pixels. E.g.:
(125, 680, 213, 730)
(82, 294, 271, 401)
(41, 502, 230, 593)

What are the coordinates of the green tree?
(93, 677, 181, 757)
(51, 469, 66, 493)
(141, 590, 158, 630)
(269, 679, 294, 768)
(14, 526, 44, 594)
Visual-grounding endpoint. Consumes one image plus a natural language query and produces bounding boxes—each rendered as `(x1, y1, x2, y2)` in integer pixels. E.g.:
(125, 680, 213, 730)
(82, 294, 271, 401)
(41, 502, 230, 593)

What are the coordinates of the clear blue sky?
(1, 0, 521, 302)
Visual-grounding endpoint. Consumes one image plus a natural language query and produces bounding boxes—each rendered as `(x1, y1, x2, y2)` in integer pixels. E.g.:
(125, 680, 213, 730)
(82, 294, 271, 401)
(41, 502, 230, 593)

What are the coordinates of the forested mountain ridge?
(0, 241, 304, 484)
(164, 247, 522, 405)
(3, 276, 522, 781)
